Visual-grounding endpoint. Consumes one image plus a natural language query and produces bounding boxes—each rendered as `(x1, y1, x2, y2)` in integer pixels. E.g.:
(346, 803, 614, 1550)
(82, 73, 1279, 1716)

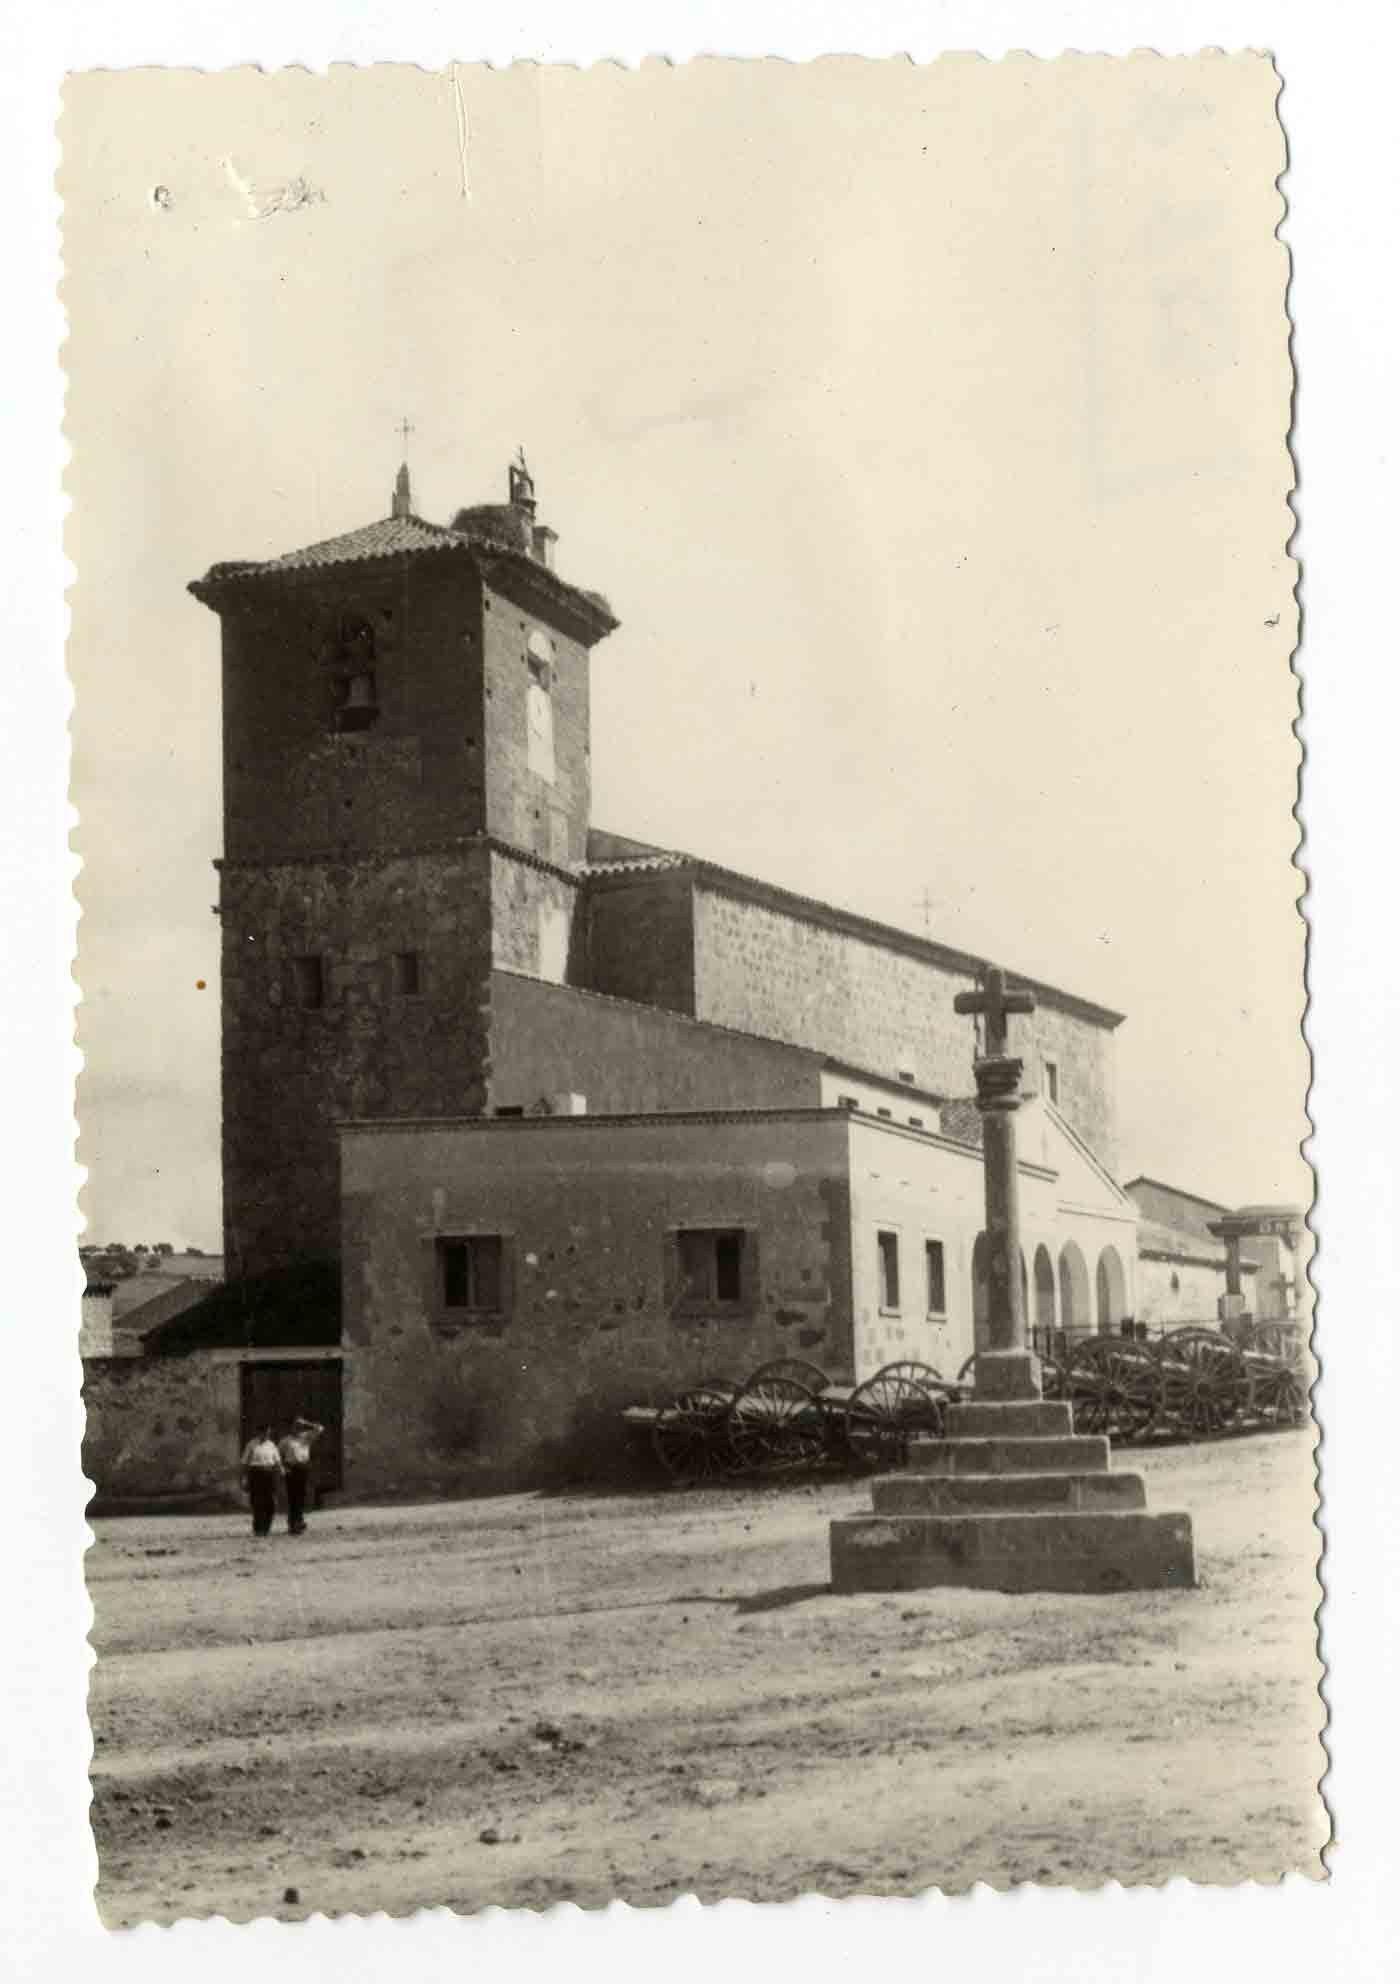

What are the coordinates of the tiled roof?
(200, 514, 465, 581)
(580, 854, 689, 876)
(191, 513, 619, 635)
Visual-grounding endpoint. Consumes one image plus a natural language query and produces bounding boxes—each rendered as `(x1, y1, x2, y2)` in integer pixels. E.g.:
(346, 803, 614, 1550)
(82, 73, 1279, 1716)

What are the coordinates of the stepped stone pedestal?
(830, 1398, 1196, 1595)
(834, 969, 1196, 1596)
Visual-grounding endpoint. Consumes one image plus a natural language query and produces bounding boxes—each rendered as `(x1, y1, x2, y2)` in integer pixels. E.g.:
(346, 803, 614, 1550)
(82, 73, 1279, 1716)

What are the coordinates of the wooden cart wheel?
(1155, 1327, 1254, 1437)
(870, 1358, 946, 1389)
(845, 1366, 948, 1470)
(724, 1374, 825, 1475)
(1245, 1324, 1310, 1427)
(1067, 1336, 1164, 1443)
(746, 1358, 831, 1394)
(650, 1384, 739, 1484)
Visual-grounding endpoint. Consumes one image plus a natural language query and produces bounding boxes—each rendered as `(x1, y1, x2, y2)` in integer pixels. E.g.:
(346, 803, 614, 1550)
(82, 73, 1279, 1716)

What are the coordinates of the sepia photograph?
(58, 52, 1323, 1927)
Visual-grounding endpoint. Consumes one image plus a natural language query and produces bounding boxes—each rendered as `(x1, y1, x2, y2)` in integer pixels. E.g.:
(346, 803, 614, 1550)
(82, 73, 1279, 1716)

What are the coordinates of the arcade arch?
(1058, 1240, 1091, 1337)
(1096, 1244, 1128, 1332)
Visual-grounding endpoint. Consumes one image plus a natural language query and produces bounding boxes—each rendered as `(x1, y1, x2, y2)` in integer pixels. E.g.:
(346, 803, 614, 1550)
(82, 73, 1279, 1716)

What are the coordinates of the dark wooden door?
(240, 1360, 343, 1493)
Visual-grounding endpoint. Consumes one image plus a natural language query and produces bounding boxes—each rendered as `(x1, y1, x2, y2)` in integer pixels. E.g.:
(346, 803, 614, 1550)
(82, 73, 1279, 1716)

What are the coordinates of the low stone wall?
(82, 1354, 242, 1504)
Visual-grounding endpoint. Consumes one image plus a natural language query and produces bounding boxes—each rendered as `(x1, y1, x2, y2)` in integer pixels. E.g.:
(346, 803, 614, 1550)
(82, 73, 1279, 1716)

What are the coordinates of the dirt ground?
(86, 1428, 1327, 1923)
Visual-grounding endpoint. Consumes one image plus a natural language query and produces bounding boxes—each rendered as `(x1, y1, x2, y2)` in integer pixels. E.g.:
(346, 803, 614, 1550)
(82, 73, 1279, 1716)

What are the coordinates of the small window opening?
(908, 1114, 925, 1129)
(441, 1235, 504, 1313)
(898, 1069, 916, 1084)
(1044, 1057, 1060, 1105)
(837, 1094, 859, 1110)
(878, 1231, 901, 1313)
(292, 956, 324, 1009)
(925, 1239, 947, 1317)
(877, 1107, 893, 1120)
(677, 1228, 747, 1308)
(391, 951, 421, 997)
(495, 1106, 525, 1119)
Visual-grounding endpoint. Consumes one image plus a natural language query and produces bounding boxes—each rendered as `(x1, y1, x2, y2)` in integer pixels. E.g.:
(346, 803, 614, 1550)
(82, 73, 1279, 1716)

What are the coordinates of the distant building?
(1124, 1178, 1301, 1326)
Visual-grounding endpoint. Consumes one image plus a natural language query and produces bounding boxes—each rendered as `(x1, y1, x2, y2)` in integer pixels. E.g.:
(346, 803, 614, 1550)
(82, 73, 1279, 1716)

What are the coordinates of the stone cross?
(953, 965, 1034, 1059)
(953, 966, 1041, 1401)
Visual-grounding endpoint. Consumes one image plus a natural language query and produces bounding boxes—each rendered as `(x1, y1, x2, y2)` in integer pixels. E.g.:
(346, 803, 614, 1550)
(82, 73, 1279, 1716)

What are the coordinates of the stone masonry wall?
(582, 870, 697, 1016)
(488, 850, 583, 985)
(692, 885, 1119, 1172)
(1125, 1179, 1226, 1241)
(83, 1353, 241, 1501)
(1136, 1252, 1232, 1326)
(339, 1114, 854, 1492)
(220, 846, 493, 1276)
(220, 558, 485, 862)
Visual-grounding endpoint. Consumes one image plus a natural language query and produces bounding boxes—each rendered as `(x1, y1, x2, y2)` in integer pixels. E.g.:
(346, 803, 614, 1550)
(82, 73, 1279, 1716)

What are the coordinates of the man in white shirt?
(277, 1417, 324, 1535)
(239, 1426, 283, 1538)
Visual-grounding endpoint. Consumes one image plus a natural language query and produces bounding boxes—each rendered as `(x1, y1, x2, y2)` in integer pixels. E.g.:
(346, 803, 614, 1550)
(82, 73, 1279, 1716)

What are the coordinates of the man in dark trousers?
(277, 1416, 324, 1535)
(240, 1425, 283, 1538)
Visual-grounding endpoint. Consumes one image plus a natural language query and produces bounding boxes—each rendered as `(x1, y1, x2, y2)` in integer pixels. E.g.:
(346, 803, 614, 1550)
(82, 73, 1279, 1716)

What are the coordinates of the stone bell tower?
(190, 457, 618, 1279)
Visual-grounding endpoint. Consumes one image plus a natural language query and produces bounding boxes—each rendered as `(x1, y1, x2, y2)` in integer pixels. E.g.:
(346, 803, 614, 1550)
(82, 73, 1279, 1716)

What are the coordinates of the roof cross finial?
(391, 415, 415, 520)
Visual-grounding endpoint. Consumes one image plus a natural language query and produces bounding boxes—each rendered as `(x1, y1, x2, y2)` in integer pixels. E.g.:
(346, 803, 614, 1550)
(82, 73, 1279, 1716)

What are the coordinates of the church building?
(82, 457, 1143, 1502)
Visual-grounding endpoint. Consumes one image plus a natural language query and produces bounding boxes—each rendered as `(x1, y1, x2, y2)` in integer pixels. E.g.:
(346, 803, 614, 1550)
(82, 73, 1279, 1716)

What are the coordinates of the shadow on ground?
(666, 1582, 832, 1616)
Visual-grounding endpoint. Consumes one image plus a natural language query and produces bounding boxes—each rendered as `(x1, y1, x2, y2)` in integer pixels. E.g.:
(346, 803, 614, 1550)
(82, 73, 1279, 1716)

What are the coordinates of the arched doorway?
(1058, 1240, 1090, 1340)
(1033, 1243, 1056, 1351)
(1096, 1244, 1128, 1333)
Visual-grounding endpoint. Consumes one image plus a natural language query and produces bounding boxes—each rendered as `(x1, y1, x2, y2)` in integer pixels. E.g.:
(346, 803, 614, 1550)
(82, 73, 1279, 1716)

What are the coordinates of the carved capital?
(972, 1054, 1025, 1113)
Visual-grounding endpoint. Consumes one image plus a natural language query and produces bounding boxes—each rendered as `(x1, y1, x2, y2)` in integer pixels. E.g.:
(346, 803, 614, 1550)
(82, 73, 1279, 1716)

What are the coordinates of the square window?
(676, 1228, 749, 1309)
(392, 950, 421, 997)
(925, 1239, 947, 1317)
(292, 956, 324, 1009)
(439, 1236, 504, 1314)
(878, 1231, 901, 1313)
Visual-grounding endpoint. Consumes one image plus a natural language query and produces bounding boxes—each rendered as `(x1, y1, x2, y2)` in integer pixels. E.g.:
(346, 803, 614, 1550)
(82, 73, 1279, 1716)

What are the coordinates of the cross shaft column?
(953, 968, 1042, 1403)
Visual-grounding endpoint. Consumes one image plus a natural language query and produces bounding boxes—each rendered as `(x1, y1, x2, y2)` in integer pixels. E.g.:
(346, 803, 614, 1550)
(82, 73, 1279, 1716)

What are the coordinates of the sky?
(61, 56, 1305, 1252)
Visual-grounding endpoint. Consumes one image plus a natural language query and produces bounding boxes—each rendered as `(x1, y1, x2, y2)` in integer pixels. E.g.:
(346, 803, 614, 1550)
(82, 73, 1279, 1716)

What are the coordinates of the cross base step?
(905, 1434, 1110, 1474)
(872, 1469, 1146, 1515)
(830, 1508, 1197, 1594)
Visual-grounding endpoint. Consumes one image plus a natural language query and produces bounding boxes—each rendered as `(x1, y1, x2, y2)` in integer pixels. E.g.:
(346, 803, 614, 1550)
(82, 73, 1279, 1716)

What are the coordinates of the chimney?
(391, 462, 413, 520)
(531, 523, 558, 570)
